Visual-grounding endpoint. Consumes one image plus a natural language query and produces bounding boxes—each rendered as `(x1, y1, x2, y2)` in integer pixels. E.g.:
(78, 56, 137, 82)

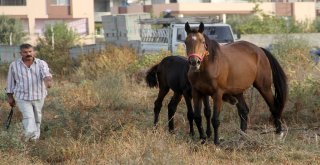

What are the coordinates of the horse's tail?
(145, 64, 159, 88)
(260, 47, 288, 113)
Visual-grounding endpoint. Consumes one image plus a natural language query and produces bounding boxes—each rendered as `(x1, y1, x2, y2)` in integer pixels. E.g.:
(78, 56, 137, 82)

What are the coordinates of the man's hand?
(7, 93, 15, 107)
(44, 76, 52, 88)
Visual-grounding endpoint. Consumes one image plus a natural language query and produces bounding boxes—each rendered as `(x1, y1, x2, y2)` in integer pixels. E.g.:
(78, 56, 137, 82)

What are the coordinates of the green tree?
(227, 3, 317, 35)
(36, 22, 79, 76)
(0, 15, 27, 45)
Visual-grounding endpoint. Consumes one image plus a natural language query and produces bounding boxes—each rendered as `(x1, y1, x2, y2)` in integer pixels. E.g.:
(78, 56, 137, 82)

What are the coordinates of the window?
(176, 26, 233, 43)
(205, 26, 233, 43)
(51, 0, 70, 6)
(0, 0, 26, 6)
(94, 0, 110, 12)
(176, 28, 186, 42)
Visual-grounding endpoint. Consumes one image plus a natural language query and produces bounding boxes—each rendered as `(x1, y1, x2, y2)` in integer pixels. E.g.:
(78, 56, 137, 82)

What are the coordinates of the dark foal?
(184, 22, 288, 144)
(146, 55, 212, 137)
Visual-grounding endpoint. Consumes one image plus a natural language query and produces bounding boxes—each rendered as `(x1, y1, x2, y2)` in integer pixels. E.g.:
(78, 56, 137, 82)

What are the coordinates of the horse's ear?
(199, 22, 204, 33)
(185, 22, 191, 34)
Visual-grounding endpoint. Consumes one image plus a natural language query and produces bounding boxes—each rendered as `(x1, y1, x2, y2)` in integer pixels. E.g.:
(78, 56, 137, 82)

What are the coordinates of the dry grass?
(0, 42, 319, 164)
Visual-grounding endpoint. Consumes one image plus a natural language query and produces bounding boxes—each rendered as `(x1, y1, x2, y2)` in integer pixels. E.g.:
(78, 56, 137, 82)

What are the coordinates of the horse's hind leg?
(235, 93, 249, 132)
(203, 96, 212, 138)
(254, 84, 282, 134)
(154, 87, 169, 128)
(168, 92, 182, 133)
(183, 93, 195, 136)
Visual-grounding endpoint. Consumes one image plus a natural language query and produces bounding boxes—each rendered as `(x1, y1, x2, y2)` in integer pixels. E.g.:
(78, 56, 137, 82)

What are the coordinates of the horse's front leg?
(203, 95, 212, 138)
(192, 89, 206, 140)
(212, 92, 223, 145)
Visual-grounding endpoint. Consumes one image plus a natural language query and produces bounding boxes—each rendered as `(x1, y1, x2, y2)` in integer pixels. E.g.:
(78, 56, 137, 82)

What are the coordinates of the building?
(1, 0, 317, 45)
(0, 0, 95, 45)
(94, 0, 316, 23)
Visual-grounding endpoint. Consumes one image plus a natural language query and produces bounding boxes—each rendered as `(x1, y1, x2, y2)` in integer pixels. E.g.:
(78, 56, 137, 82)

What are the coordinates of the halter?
(187, 43, 209, 62)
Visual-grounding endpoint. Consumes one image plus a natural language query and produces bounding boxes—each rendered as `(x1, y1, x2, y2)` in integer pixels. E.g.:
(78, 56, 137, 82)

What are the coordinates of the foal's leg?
(192, 90, 206, 140)
(203, 96, 212, 138)
(254, 85, 283, 134)
(212, 91, 223, 145)
(154, 87, 169, 128)
(168, 92, 182, 133)
(183, 93, 195, 136)
(235, 93, 249, 132)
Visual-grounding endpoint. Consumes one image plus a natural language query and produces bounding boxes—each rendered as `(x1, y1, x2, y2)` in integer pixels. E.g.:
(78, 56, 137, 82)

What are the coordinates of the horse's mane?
(203, 33, 220, 61)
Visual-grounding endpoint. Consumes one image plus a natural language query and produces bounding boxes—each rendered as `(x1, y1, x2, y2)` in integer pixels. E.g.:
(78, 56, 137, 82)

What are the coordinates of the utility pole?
(51, 24, 55, 50)
(9, 32, 12, 45)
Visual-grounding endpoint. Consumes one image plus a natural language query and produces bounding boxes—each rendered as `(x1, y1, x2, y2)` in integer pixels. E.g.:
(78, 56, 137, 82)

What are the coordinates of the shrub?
(72, 45, 137, 81)
(270, 36, 319, 124)
(35, 22, 79, 76)
(0, 15, 27, 45)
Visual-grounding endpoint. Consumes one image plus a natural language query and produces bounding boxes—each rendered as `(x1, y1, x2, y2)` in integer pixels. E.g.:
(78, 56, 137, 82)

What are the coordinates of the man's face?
(20, 47, 35, 60)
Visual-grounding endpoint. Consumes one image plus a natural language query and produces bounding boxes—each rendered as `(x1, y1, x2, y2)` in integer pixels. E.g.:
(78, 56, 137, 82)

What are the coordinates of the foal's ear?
(185, 22, 191, 34)
(199, 22, 204, 33)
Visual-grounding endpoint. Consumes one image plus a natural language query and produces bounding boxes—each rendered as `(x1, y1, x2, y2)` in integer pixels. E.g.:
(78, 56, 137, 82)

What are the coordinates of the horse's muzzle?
(188, 57, 201, 71)
(189, 57, 201, 66)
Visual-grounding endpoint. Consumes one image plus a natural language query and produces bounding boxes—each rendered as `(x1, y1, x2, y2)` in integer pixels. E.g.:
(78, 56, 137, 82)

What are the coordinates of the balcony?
(46, 0, 72, 18)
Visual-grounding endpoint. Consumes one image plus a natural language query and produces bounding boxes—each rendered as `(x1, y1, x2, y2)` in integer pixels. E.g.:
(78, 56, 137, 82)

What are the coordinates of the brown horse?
(184, 22, 288, 144)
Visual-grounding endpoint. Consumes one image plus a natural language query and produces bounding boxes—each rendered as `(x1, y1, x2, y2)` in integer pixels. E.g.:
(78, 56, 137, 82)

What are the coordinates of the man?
(6, 43, 52, 142)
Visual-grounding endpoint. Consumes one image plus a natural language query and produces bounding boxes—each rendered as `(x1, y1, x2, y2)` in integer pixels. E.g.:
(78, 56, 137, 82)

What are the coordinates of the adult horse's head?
(184, 22, 209, 71)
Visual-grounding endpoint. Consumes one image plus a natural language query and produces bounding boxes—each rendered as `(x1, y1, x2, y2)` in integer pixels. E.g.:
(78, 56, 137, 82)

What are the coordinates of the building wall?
(0, 0, 95, 45)
(70, 0, 95, 44)
(241, 33, 320, 47)
(293, 2, 316, 22)
(111, 2, 316, 23)
(126, 4, 145, 13)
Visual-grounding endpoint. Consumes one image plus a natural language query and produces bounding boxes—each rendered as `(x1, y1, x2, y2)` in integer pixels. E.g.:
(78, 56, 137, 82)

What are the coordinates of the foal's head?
(184, 22, 209, 71)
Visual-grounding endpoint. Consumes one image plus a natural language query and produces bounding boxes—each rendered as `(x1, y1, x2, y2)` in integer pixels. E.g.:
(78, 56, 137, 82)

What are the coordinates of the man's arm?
(40, 60, 53, 88)
(44, 76, 52, 88)
(6, 63, 16, 107)
(7, 93, 15, 107)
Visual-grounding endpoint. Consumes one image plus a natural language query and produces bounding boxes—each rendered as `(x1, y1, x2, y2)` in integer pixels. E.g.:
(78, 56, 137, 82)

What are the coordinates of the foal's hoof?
(169, 130, 176, 134)
(277, 131, 285, 140)
(206, 131, 212, 138)
(201, 138, 207, 144)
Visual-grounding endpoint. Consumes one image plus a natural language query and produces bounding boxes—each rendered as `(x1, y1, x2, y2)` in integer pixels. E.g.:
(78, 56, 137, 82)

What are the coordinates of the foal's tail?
(260, 47, 288, 113)
(145, 64, 159, 88)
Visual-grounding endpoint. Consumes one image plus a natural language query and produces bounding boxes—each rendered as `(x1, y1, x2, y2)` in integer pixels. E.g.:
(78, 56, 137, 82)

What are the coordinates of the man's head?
(20, 43, 35, 61)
